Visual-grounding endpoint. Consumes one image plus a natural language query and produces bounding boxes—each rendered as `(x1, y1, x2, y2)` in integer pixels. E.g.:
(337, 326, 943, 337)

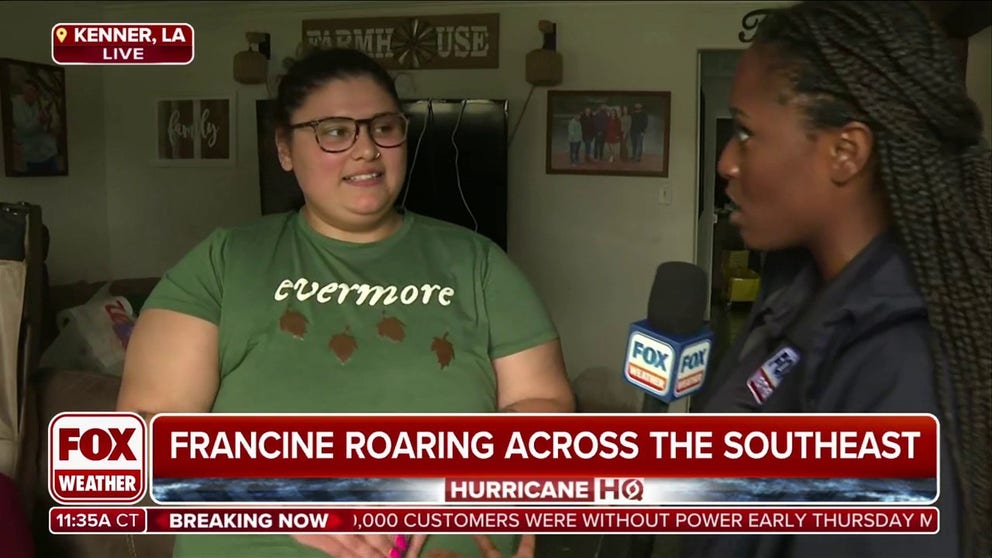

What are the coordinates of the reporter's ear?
(827, 122, 873, 185)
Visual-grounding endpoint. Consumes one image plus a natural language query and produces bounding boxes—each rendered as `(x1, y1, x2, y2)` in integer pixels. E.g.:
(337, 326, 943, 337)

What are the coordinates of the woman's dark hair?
(273, 47, 400, 136)
(754, 2, 991, 556)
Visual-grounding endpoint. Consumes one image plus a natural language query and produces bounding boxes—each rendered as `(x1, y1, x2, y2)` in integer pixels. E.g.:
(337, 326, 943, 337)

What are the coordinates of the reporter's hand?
(406, 534, 536, 558)
(291, 533, 402, 558)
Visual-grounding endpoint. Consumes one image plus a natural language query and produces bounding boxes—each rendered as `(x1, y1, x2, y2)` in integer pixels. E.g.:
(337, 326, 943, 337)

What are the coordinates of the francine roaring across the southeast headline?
(150, 414, 938, 480)
(168, 426, 922, 461)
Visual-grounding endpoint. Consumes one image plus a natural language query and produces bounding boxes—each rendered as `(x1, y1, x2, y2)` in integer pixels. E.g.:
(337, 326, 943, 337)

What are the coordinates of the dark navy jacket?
(684, 233, 962, 558)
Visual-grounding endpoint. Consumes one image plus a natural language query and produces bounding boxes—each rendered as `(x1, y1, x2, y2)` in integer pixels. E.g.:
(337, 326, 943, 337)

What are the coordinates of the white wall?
(95, 0, 785, 380)
(967, 26, 991, 142)
(0, 1, 110, 284)
(0, 1, 787, 380)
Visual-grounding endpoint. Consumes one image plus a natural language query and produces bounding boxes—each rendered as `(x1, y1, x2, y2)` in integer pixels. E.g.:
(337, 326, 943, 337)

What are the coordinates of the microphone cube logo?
(49, 412, 146, 504)
(625, 332, 675, 394)
(673, 339, 712, 397)
(624, 321, 715, 402)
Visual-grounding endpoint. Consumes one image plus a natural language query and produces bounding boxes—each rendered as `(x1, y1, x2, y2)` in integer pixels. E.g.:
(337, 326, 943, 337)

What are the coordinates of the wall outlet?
(658, 183, 673, 205)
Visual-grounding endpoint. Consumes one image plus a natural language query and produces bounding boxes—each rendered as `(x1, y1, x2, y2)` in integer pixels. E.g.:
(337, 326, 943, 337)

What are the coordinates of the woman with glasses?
(118, 48, 573, 558)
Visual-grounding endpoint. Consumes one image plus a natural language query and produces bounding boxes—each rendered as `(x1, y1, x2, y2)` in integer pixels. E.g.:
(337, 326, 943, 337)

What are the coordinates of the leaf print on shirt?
(329, 326, 358, 364)
(431, 332, 455, 369)
(377, 312, 406, 342)
(279, 308, 308, 340)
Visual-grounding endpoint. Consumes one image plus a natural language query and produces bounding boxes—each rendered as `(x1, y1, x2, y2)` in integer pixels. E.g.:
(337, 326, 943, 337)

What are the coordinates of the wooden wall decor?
(154, 97, 234, 165)
(738, 9, 772, 43)
(302, 14, 499, 70)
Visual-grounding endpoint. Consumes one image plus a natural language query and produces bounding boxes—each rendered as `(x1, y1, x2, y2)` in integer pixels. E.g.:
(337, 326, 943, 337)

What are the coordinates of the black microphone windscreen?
(647, 261, 708, 337)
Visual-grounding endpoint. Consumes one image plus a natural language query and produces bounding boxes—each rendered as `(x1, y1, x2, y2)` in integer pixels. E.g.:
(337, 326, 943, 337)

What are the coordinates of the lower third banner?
(50, 506, 939, 535)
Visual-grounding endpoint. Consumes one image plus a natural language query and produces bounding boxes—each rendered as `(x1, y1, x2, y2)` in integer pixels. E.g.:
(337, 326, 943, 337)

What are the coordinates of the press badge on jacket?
(746, 346, 801, 405)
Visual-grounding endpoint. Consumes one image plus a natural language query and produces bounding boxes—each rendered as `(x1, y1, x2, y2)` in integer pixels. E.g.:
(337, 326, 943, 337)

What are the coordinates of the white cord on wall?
(451, 99, 479, 233)
(400, 99, 432, 210)
(399, 98, 479, 235)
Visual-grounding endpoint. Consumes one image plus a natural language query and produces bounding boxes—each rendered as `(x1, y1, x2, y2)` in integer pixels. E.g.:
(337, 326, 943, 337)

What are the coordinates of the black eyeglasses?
(289, 112, 409, 153)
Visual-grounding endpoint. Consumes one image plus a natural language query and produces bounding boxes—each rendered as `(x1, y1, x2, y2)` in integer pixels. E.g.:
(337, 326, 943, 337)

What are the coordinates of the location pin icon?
(56, 28, 67, 43)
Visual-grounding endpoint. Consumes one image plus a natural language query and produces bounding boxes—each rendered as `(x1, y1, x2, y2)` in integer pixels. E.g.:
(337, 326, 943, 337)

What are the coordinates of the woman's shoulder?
(199, 212, 298, 250)
(405, 211, 499, 251)
(227, 211, 297, 237)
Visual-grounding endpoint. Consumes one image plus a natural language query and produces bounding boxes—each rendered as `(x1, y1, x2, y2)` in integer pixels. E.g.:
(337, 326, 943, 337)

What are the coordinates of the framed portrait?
(0, 58, 69, 177)
(546, 90, 671, 177)
(154, 96, 235, 166)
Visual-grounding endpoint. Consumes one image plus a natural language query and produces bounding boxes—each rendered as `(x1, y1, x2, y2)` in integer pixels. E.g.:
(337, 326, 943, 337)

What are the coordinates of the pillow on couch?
(44, 277, 160, 352)
(40, 290, 136, 377)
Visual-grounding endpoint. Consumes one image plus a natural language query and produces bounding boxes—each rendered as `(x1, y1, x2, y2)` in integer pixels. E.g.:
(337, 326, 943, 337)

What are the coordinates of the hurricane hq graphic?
(151, 477, 936, 505)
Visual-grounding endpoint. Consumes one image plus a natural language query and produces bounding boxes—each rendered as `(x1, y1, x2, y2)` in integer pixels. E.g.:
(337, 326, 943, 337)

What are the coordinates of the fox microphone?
(623, 261, 713, 403)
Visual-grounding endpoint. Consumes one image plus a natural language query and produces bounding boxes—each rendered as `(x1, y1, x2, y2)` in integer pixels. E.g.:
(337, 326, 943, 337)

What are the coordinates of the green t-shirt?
(144, 210, 557, 557)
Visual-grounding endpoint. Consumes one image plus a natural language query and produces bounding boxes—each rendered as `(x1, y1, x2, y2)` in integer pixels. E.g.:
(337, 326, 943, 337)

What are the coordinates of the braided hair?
(754, 2, 991, 556)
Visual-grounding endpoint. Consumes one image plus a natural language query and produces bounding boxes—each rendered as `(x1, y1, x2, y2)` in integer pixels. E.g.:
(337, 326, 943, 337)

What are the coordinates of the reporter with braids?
(687, 2, 990, 557)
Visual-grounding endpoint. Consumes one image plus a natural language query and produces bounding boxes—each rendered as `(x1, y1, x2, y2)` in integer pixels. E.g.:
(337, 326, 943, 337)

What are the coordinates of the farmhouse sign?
(302, 13, 499, 69)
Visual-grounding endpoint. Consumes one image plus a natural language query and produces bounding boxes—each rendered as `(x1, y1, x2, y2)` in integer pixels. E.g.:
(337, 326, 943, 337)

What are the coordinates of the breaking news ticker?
(48, 412, 942, 536)
(50, 507, 940, 535)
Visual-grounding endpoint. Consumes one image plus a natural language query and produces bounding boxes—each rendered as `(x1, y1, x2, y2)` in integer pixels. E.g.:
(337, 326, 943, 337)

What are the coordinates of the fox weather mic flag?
(624, 262, 713, 402)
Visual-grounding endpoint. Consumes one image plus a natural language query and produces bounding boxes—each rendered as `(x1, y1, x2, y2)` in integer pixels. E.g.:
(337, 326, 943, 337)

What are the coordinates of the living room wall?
(97, 0, 786, 382)
(2, 2, 988, 385)
(0, 1, 110, 283)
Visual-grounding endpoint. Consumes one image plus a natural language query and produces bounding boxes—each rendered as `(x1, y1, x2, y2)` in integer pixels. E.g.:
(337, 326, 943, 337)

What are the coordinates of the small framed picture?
(154, 96, 235, 166)
(546, 90, 671, 177)
(0, 58, 69, 177)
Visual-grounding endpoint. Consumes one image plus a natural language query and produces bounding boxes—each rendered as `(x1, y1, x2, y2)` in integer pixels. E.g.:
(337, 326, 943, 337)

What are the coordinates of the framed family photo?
(0, 58, 69, 177)
(546, 90, 670, 177)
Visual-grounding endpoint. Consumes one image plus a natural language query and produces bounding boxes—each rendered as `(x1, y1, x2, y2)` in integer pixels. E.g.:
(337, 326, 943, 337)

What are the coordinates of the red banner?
(52, 24, 194, 65)
(51, 470, 141, 500)
(149, 414, 938, 479)
(50, 506, 939, 534)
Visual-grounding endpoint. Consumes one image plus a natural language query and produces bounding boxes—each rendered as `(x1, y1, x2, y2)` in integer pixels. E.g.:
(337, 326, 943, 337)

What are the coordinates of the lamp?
(234, 32, 270, 85)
